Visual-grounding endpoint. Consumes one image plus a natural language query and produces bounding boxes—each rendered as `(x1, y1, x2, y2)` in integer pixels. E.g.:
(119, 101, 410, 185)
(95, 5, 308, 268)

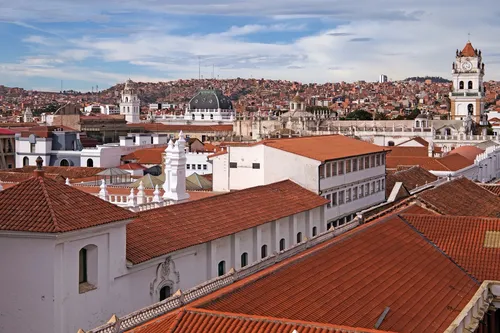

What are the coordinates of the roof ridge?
(397, 214, 481, 285)
(36, 177, 62, 232)
(167, 308, 187, 333)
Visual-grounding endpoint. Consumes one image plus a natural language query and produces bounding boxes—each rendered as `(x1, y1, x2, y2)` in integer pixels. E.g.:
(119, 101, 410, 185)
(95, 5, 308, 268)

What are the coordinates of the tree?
(345, 109, 373, 120)
(405, 109, 421, 120)
(374, 112, 388, 120)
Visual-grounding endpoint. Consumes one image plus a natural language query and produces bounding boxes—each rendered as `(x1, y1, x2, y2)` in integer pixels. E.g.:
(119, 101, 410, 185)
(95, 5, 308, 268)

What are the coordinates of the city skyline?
(1, 0, 500, 91)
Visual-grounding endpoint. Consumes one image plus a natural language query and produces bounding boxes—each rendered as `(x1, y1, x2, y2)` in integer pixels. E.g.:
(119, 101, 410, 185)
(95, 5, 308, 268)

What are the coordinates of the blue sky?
(1, 0, 499, 91)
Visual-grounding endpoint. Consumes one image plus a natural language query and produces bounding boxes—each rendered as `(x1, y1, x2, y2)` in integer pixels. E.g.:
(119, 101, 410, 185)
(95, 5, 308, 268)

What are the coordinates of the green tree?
(374, 112, 388, 120)
(345, 109, 373, 120)
(405, 109, 421, 120)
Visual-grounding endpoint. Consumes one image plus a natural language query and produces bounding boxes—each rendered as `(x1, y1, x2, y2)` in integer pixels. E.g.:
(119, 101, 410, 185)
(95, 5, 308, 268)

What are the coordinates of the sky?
(1, 0, 500, 92)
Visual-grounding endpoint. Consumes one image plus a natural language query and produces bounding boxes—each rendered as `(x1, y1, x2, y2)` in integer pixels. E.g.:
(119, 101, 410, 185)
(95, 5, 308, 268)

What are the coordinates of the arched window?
(296, 232, 302, 244)
(23, 156, 29, 166)
(415, 120, 420, 128)
(218, 261, 226, 276)
(125, 97, 129, 102)
(459, 81, 464, 89)
(159, 286, 171, 301)
(60, 159, 70, 167)
(468, 103, 474, 115)
(210, 114, 214, 120)
(192, 114, 195, 120)
(312, 227, 318, 237)
(279, 238, 285, 251)
(127, 106, 130, 113)
(387, 141, 395, 147)
(468, 81, 473, 89)
(261, 245, 268, 259)
(241, 253, 248, 268)
(79, 245, 98, 293)
(201, 114, 205, 120)
(87, 158, 94, 167)
(445, 128, 451, 136)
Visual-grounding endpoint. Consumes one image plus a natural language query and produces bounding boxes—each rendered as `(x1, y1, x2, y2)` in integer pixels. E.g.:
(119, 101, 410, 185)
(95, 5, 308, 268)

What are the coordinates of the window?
(261, 245, 268, 259)
(371, 155, 375, 167)
(381, 179, 385, 190)
(377, 180, 381, 192)
(365, 156, 370, 169)
(86, 158, 94, 167)
(325, 162, 331, 177)
(372, 181, 376, 194)
(229, 162, 237, 168)
(346, 189, 351, 202)
(376, 155, 380, 166)
(252, 163, 260, 169)
(30, 143, 35, 153)
(332, 162, 337, 176)
(241, 253, 248, 268)
(279, 238, 285, 251)
(352, 159, 358, 172)
(197, 164, 201, 170)
(218, 261, 226, 276)
(23, 156, 29, 166)
(359, 158, 364, 170)
(191, 164, 196, 170)
(187, 164, 190, 169)
(338, 161, 344, 175)
(345, 159, 351, 173)
(459, 81, 464, 89)
(201, 114, 205, 120)
(326, 194, 332, 209)
(319, 164, 325, 179)
(353, 187, 358, 200)
(388, 141, 395, 147)
(159, 286, 171, 301)
(339, 191, 345, 205)
(468, 81, 473, 89)
(359, 185, 364, 198)
(332, 192, 337, 206)
(203, 164, 207, 170)
(60, 159, 70, 167)
(210, 114, 214, 120)
(296, 232, 302, 244)
(365, 183, 370, 196)
(79, 245, 97, 294)
(381, 154, 385, 165)
(312, 227, 318, 237)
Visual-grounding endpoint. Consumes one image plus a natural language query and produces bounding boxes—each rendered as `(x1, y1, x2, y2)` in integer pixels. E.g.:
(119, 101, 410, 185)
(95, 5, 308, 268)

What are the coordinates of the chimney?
(34, 156, 45, 178)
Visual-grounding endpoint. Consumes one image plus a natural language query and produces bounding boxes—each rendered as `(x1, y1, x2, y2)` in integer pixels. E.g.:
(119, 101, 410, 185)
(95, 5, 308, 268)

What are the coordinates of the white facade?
(185, 152, 212, 176)
(120, 79, 141, 124)
(84, 105, 120, 115)
(23, 107, 34, 123)
(379, 74, 388, 83)
(210, 144, 386, 225)
(0, 196, 325, 333)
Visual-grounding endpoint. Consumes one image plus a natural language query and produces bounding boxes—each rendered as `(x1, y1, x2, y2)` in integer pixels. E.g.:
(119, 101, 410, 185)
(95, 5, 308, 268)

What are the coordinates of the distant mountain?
(403, 76, 451, 83)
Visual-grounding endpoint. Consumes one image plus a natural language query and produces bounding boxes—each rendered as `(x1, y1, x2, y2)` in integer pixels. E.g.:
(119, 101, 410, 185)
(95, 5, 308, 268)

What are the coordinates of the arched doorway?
(159, 285, 171, 301)
(87, 158, 94, 167)
(60, 159, 70, 167)
(23, 156, 29, 166)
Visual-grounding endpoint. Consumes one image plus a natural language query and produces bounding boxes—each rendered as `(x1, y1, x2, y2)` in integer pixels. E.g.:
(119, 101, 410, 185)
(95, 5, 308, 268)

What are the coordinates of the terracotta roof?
(196, 214, 478, 333)
(0, 128, 15, 135)
(480, 184, 500, 196)
(461, 41, 477, 57)
(126, 180, 328, 264)
(0, 176, 136, 233)
(447, 146, 484, 162)
(396, 137, 429, 147)
(385, 166, 438, 197)
(386, 154, 472, 171)
(417, 177, 500, 217)
(122, 147, 166, 165)
(261, 135, 387, 162)
(119, 163, 146, 171)
(129, 308, 394, 333)
(0, 171, 65, 183)
(12, 166, 106, 179)
(404, 214, 500, 282)
(386, 146, 428, 157)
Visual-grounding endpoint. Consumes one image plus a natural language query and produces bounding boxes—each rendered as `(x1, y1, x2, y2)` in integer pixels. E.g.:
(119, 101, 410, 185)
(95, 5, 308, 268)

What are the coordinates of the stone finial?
(65, 178, 71, 186)
(98, 179, 109, 200)
(153, 185, 162, 202)
(128, 188, 137, 207)
(178, 130, 185, 142)
(137, 181, 146, 205)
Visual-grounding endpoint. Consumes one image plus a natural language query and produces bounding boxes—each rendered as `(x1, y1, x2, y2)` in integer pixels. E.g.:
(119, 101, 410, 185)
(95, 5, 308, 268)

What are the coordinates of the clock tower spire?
(449, 40, 486, 124)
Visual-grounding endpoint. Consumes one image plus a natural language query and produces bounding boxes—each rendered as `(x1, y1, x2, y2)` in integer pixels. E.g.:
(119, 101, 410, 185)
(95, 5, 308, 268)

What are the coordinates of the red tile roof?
(122, 147, 166, 165)
(447, 146, 484, 162)
(417, 177, 500, 217)
(403, 214, 500, 282)
(119, 163, 146, 171)
(128, 124, 233, 133)
(129, 308, 394, 333)
(0, 128, 15, 135)
(11, 166, 106, 179)
(0, 171, 65, 183)
(261, 135, 387, 162)
(126, 180, 328, 264)
(386, 154, 472, 171)
(387, 147, 428, 157)
(385, 166, 438, 196)
(196, 215, 478, 333)
(480, 184, 500, 196)
(461, 41, 477, 57)
(0, 176, 136, 233)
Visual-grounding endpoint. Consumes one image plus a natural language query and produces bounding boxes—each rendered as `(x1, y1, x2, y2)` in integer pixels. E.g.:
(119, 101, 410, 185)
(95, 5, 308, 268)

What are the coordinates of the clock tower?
(449, 41, 486, 124)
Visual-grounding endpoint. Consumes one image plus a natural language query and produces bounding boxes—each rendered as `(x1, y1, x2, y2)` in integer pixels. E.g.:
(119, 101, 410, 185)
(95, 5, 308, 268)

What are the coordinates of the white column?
(163, 140, 174, 199)
(165, 131, 190, 202)
(98, 179, 109, 201)
(153, 185, 162, 203)
(128, 188, 137, 207)
(137, 181, 145, 205)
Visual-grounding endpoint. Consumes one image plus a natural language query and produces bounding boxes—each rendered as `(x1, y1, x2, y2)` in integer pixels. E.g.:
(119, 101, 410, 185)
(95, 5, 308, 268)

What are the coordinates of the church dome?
(189, 88, 233, 110)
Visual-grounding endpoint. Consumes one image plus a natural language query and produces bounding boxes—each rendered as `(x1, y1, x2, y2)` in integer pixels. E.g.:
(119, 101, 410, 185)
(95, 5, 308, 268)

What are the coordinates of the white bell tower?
(119, 79, 141, 123)
(449, 40, 486, 124)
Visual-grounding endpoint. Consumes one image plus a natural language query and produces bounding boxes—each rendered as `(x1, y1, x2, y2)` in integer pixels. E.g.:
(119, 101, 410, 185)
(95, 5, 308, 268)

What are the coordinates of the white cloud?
(1, 0, 500, 90)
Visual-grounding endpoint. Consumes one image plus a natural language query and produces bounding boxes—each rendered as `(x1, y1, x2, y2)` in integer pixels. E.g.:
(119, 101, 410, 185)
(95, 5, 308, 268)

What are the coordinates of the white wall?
(229, 145, 266, 189)
(185, 152, 212, 176)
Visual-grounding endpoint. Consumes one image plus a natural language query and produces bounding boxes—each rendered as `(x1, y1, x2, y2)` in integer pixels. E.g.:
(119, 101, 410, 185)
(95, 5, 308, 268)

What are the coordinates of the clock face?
(462, 61, 472, 71)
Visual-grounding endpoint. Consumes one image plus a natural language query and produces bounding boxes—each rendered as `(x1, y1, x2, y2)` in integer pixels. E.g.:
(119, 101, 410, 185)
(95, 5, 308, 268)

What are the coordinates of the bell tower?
(449, 40, 486, 124)
(119, 79, 141, 123)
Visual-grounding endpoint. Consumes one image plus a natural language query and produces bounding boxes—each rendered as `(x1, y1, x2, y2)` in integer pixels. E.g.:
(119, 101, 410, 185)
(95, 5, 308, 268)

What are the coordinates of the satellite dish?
(28, 134, 37, 144)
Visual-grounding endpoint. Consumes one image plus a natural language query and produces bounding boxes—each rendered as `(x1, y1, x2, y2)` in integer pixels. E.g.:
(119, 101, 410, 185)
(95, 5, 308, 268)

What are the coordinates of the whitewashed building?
(210, 135, 387, 227)
(0, 133, 330, 333)
(119, 79, 141, 124)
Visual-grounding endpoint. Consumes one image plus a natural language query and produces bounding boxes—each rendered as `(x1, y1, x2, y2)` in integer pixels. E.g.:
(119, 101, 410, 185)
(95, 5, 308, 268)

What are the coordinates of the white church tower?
(449, 40, 486, 124)
(23, 107, 33, 123)
(163, 131, 190, 202)
(120, 79, 141, 123)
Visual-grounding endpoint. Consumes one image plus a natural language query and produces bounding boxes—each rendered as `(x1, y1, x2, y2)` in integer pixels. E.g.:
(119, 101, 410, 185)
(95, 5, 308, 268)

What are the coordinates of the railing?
(86, 219, 361, 333)
(434, 135, 499, 141)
